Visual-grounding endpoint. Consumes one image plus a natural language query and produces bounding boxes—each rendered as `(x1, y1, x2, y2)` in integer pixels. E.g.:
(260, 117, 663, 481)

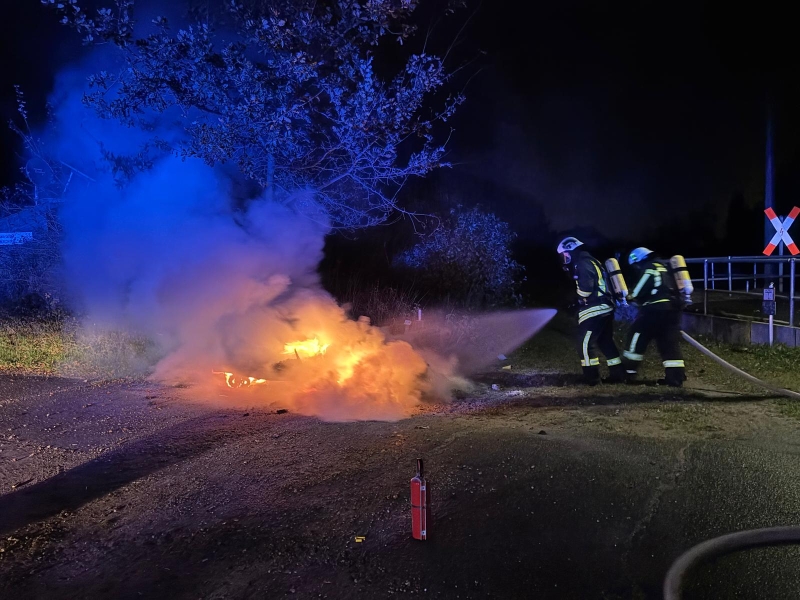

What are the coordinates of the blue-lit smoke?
(35, 31, 555, 421)
(36, 43, 462, 422)
(47, 59, 319, 318)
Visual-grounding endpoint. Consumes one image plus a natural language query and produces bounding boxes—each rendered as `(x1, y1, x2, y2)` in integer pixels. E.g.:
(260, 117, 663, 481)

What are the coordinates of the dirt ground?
(3, 354, 800, 599)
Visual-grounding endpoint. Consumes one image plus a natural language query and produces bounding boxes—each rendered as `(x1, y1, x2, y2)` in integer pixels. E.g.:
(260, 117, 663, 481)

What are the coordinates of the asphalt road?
(1, 374, 800, 599)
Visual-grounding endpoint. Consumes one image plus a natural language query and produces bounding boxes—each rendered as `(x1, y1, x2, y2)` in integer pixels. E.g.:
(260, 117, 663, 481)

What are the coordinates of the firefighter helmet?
(628, 247, 653, 265)
(557, 237, 584, 254)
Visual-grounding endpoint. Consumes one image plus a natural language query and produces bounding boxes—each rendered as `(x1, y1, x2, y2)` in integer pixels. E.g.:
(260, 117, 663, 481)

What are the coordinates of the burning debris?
(206, 305, 556, 421)
(212, 372, 269, 389)
(197, 300, 436, 421)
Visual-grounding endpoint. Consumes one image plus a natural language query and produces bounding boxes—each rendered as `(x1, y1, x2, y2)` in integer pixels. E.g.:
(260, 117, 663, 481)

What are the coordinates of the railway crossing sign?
(763, 207, 800, 256)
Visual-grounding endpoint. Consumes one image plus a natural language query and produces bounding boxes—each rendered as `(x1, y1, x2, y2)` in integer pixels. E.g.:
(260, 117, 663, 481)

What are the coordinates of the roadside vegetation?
(6, 304, 800, 406)
(0, 316, 157, 378)
(0, 317, 67, 373)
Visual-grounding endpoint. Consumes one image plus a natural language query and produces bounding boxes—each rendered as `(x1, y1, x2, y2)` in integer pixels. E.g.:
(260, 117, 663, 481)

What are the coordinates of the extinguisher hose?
(679, 331, 800, 400)
(663, 526, 800, 600)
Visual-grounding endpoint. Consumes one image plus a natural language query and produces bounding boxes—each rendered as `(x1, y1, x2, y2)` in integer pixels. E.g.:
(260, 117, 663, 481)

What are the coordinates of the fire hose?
(679, 331, 800, 400)
(663, 526, 800, 599)
(662, 333, 800, 598)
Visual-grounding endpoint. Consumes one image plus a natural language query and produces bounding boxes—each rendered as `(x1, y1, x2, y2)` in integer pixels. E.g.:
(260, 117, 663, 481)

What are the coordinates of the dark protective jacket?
(628, 257, 680, 309)
(571, 249, 614, 323)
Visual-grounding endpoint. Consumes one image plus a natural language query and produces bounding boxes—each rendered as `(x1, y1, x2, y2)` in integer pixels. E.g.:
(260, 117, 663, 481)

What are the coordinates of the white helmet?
(628, 247, 653, 265)
(557, 237, 584, 254)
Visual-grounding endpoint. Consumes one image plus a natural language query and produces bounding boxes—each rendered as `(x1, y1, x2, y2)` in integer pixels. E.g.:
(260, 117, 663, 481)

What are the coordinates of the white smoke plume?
(38, 51, 554, 422)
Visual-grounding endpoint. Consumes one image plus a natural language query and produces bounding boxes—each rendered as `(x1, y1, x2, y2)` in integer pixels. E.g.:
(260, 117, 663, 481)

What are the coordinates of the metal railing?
(684, 256, 798, 326)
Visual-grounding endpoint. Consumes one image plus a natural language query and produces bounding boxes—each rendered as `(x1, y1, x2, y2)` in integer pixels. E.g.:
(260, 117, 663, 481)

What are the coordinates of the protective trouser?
(622, 309, 686, 386)
(576, 306, 624, 384)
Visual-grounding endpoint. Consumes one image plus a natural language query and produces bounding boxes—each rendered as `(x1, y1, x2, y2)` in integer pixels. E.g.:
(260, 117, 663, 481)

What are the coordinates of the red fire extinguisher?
(411, 458, 429, 540)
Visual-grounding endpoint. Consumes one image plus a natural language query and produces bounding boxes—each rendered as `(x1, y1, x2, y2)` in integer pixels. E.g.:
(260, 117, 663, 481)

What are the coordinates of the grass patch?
(687, 337, 800, 393)
(61, 326, 161, 380)
(774, 399, 800, 421)
(0, 319, 70, 373)
(1, 317, 160, 378)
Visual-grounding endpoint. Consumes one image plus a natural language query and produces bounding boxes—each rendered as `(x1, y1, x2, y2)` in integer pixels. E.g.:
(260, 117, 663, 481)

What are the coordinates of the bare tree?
(43, 0, 465, 227)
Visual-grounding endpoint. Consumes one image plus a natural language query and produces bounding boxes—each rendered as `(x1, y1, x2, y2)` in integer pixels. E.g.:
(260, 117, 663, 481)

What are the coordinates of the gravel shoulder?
(2, 368, 800, 599)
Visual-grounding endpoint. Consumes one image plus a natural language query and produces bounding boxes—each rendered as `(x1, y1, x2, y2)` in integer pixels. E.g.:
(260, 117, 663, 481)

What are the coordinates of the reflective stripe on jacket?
(573, 250, 614, 307)
(629, 259, 677, 308)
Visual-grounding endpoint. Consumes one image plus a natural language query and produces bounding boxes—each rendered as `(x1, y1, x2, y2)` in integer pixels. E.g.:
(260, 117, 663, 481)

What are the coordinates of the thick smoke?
(40, 46, 554, 422)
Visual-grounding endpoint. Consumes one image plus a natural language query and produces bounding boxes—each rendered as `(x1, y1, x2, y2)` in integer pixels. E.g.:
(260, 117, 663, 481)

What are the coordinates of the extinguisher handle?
(416, 458, 424, 478)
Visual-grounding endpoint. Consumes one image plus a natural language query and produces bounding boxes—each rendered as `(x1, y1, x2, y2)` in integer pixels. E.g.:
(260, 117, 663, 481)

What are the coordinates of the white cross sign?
(763, 207, 800, 256)
(0, 232, 33, 246)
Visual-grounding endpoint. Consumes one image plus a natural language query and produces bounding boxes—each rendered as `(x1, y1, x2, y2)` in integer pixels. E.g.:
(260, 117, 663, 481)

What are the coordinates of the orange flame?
(215, 336, 363, 388)
(283, 337, 366, 384)
(212, 370, 268, 389)
(202, 295, 436, 420)
(333, 348, 362, 384)
(282, 337, 329, 358)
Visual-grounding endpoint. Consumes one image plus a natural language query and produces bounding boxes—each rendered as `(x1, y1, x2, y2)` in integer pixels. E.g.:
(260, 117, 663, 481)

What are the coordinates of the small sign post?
(763, 285, 776, 346)
(0, 232, 33, 246)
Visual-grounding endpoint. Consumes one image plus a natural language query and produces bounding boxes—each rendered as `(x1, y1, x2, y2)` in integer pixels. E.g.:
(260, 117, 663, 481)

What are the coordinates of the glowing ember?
(213, 371, 268, 389)
(283, 337, 330, 358)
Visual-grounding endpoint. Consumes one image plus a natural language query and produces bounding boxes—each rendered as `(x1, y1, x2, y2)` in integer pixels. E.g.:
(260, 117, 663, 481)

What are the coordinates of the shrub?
(396, 206, 524, 307)
(331, 276, 423, 327)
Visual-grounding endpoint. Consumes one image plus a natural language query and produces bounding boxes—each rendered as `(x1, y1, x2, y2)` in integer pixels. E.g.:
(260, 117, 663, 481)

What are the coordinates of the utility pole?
(764, 101, 780, 290)
(764, 104, 774, 248)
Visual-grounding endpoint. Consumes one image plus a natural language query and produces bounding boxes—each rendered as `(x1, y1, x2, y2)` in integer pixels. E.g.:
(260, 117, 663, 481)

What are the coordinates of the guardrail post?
(791, 258, 796, 327)
(753, 263, 757, 289)
(728, 257, 732, 293)
(711, 262, 715, 290)
(703, 259, 708, 315)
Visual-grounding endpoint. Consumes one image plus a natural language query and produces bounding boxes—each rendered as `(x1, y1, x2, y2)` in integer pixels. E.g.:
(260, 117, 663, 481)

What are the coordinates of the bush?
(330, 276, 423, 327)
(0, 91, 70, 310)
(0, 240, 63, 314)
(395, 206, 524, 307)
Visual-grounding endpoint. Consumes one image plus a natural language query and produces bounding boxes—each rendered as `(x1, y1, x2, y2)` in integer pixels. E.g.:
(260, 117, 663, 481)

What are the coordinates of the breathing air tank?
(670, 255, 694, 303)
(604, 258, 628, 304)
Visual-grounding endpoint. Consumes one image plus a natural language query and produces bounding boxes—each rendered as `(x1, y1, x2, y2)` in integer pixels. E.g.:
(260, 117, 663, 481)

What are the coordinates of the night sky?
(2, 0, 799, 253)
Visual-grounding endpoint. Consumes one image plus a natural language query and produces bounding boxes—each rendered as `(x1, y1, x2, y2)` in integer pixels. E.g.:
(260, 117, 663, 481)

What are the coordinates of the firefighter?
(557, 237, 625, 385)
(623, 247, 686, 387)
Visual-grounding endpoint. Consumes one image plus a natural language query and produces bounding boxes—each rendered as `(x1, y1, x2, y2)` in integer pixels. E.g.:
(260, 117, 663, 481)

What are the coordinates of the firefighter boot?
(661, 367, 686, 388)
(623, 367, 641, 384)
(582, 366, 601, 386)
(605, 363, 626, 384)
